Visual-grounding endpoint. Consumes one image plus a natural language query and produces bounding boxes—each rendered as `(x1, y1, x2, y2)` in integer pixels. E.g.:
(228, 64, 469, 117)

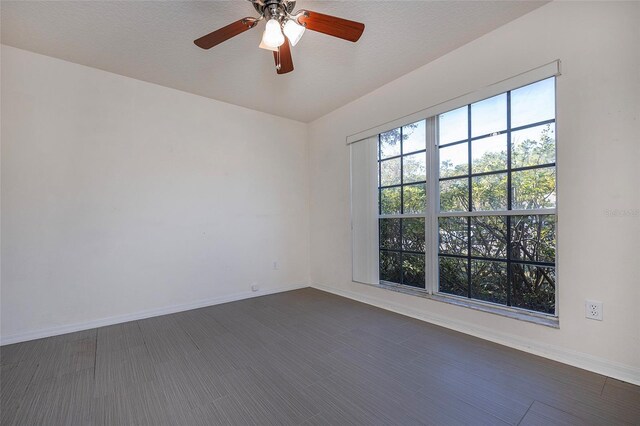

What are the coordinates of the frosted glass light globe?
(262, 19, 285, 48)
(283, 19, 305, 46)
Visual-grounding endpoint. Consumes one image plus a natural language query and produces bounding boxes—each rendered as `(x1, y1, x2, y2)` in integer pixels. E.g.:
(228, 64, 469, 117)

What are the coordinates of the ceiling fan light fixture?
(261, 18, 285, 48)
(283, 19, 305, 46)
(193, 1, 365, 75)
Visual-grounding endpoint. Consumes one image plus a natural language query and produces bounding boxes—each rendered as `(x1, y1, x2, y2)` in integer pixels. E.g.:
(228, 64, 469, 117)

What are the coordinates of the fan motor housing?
(252, 0, 296, 18)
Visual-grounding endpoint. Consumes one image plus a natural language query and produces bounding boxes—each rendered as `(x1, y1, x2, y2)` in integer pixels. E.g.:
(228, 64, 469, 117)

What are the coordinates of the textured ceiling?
(1, 1, 546, 122)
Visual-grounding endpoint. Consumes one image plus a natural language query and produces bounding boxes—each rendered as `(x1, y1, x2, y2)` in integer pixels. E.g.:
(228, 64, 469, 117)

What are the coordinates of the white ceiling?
(1, 1, 546, 122)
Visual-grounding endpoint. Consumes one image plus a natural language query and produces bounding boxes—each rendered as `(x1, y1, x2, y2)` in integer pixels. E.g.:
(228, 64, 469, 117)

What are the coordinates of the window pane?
(512, 123, 555, 169)
(472, 134, 507, 173)
(471, 260, 507, 305)
(380, 251, 401, 284)
(511, 78, 555, 128)
(439, 142, 468, 178)
(430, 81, 557, 314)
(472, 173, 507, 211)
(440, 178, 469, 212)
(439, 256, 468, 297)
(403, 183, 426, 214)
(511, 167, 556, 209)
(402, 253, 425, 288)
(402, 218, 425, 253)
(511, 215, 556, 263)
(439, 106, 468, 145)
(380, 158, 401, 186)
(379, 219, 401, 250)
(439, 217, 468, 255)
(379, 128, 401, 159)
(471, 216, 507, 259)
(511, 263, 555, 314)
(380, 187, 401, 214)
(403, 120, 426, 153)
(403, 152, 426, 184)
(471, 94, 507, 137)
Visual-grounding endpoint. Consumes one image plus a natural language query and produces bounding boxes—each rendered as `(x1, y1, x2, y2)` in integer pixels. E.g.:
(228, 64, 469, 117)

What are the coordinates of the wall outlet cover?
(585, 300, 603, 321)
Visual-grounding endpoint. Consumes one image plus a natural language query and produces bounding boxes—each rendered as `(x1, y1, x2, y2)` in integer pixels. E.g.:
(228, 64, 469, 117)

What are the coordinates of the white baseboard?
(0, 284, 308, 346)
(312, 283, 640, 386)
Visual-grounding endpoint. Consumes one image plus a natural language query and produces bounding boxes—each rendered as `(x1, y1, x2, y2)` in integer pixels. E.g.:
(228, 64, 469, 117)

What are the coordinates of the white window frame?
(351, 61, 561, 327)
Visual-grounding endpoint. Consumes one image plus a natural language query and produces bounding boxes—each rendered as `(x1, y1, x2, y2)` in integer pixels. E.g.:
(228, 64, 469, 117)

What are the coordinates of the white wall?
(1, 45, 309, 343)
(308, 2, 640, 384)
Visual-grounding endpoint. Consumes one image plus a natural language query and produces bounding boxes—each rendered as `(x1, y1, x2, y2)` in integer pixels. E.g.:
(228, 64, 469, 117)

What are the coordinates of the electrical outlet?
(272, 261, 279, 270)
(251, 283, 260, 292)
(585, 300, 603, 321)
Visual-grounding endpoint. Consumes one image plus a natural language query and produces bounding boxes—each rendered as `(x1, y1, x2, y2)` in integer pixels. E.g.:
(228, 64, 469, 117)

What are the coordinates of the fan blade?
(273, 37, 294, 74)
(297, 10, 364, 42)
(194, 18, 258, 49)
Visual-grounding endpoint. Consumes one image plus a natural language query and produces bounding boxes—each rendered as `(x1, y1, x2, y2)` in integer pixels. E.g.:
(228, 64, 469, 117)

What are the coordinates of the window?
(378, 121, 427, 288)
(369, 76, 557, 316)
(438, 78, 556, 314)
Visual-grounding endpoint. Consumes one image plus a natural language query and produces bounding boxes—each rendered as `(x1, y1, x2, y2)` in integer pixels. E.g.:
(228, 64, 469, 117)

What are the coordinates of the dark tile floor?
(1, 288, 638, 425)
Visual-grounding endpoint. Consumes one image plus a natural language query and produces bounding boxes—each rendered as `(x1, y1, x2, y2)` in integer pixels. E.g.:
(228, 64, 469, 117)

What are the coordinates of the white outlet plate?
(251, 283, 260, 292)
(585, 300, 603, 321)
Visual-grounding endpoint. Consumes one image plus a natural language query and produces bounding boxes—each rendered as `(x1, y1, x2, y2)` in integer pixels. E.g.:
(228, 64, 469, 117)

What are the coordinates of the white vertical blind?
(350, 136, 379, 285)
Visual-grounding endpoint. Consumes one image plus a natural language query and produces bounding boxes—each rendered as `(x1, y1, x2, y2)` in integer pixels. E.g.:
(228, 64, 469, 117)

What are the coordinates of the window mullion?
(399, 126, 404, 286)
(439, 208, 556, 217)
(427, 116, 438, 294)
(466, 104, 472, 299)
(506, 90, 513, 307)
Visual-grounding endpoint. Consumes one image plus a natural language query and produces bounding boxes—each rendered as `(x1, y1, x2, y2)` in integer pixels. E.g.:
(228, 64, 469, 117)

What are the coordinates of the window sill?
(375, 280, 559, 328)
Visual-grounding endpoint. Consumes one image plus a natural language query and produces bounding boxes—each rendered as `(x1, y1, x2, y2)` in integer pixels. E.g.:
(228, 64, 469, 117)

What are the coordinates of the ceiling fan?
(194, 0, 365, 75)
